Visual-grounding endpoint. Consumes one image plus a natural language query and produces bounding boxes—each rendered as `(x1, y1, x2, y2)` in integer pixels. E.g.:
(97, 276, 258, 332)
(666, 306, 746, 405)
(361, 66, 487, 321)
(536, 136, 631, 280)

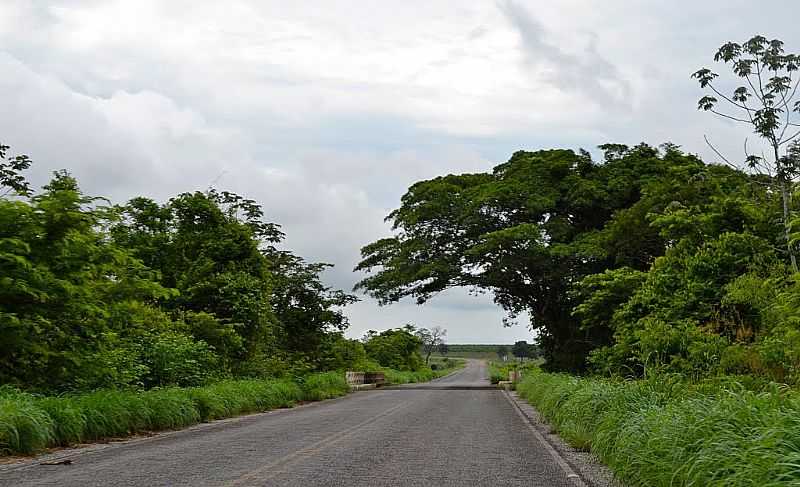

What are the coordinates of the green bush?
(142, 332, 219, 388)
(72, 338, 150, 390)
(318, 334, 368, 371)
(517, 372, 800, 486)
(363, 328, 424, 371)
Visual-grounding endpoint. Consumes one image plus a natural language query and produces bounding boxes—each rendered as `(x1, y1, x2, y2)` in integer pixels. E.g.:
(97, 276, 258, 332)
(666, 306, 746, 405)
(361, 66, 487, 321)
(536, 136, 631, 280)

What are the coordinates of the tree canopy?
(356, 142, 791, 375)
(0, 144, 360, 391)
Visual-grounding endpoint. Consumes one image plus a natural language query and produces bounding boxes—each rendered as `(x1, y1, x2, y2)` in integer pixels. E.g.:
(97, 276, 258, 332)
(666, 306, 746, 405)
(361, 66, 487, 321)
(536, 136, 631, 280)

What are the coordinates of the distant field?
(430, 344, 510, 359)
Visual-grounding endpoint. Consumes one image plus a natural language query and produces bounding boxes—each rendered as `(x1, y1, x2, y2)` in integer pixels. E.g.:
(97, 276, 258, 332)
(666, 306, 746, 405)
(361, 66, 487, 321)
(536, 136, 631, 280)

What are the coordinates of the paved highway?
(0, 360, 585, 486)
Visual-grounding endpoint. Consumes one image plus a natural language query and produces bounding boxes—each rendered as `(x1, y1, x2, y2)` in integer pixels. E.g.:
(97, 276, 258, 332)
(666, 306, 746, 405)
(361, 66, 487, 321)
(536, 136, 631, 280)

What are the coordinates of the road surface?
(0, 360, 584, 486)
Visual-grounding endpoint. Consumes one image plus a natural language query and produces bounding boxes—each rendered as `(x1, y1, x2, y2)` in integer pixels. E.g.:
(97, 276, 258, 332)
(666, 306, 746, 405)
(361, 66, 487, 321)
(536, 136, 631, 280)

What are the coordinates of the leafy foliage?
(0, 143, 360, 392)
(356, 136, 800, 378)
(362, 326, 424, 371)
(511, 340, 538, 359)
(357, 144, 724, 371)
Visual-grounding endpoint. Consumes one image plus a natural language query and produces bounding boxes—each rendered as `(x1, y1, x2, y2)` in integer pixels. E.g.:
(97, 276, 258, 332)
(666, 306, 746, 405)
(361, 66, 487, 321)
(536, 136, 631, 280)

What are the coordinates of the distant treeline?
(443, 344, 512, 352)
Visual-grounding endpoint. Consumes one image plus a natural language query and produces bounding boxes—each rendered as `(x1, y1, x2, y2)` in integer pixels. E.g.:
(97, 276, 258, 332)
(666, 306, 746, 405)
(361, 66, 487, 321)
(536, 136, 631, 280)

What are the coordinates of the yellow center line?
(224, 400, 412, 487)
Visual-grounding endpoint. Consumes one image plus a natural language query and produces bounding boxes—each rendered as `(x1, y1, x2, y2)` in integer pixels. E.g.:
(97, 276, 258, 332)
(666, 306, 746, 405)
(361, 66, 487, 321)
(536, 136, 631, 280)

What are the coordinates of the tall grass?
(517, 371, 800, 486)
(0, 387, 53, 454)
(0, 373, 348, 457)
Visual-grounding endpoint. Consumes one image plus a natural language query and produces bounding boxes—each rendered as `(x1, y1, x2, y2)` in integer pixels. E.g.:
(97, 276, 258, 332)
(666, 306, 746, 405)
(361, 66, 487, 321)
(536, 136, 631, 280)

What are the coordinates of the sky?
(1, 1, 798, 343)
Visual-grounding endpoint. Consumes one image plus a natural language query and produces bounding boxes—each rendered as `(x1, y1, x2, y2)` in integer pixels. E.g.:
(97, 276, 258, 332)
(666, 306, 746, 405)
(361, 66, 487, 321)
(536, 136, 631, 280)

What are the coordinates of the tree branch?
(705, 134, 739, 170)
(707, 83, 754, 112)
(779, 128, 800, 146)
(776, 72, 800, 110)
(709, 109, 754, 124)
(777, 71, 797, 143)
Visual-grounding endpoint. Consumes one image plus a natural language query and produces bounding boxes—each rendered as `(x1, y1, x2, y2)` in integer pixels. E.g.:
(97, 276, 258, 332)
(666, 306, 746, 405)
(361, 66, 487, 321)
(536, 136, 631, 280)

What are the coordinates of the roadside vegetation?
(358, 327, 464, 384)
(0, 325, 453, 456)
(517, 371, 800, 486)
(0, 145, 452, 456)
(355, 35, 800, 485)
(488, 361, 539, 384)
(0, 372, 348, 456)
(384, 357, 465, 384)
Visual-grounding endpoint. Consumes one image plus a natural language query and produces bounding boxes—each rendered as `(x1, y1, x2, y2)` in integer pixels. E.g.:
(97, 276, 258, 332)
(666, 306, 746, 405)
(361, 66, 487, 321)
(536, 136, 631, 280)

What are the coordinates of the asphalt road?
(0, 360, 583, 486)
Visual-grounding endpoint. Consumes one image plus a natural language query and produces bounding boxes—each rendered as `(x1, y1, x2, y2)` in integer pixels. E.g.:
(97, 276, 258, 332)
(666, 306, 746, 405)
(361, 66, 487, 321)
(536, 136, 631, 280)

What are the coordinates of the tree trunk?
(780, 176, 798, 273)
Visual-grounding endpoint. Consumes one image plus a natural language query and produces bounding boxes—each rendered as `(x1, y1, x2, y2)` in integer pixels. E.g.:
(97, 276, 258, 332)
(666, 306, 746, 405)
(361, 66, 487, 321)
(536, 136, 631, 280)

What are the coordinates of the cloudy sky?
(1, 1, 797, 343)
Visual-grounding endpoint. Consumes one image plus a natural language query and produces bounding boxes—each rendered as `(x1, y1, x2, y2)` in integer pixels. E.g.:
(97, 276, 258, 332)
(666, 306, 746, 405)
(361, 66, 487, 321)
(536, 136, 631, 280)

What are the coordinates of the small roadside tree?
(693, 35, 800, 271)
(497, 345, 510, 361)
(512, 341, 531, 361)
(363, 327, 423, 371)
(415, 326, 447, 365)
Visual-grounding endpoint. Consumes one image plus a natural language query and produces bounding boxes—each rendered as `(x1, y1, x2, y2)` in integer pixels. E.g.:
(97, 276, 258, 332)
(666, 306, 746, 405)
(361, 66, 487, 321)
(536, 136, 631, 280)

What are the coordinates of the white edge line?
(502, 389, 589, 487)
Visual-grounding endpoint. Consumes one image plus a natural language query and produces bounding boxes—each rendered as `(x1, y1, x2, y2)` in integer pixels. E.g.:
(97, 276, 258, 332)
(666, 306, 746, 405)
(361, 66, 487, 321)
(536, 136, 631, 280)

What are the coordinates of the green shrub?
(318, 334, 368, 371)
(142, 332, 219, 388)
(363, 328, 424, 371)
(72, 338, 149, 390)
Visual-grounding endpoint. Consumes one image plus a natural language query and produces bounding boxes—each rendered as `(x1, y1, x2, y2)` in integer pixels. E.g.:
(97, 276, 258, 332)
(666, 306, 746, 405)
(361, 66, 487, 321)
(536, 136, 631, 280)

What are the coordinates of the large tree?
(355, 144, 738, 371)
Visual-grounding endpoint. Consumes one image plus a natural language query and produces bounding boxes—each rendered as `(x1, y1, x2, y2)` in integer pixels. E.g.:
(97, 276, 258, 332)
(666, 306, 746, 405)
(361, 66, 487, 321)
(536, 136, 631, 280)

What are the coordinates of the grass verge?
(516, 371, 800, 486)
(0, 372, 348, 456)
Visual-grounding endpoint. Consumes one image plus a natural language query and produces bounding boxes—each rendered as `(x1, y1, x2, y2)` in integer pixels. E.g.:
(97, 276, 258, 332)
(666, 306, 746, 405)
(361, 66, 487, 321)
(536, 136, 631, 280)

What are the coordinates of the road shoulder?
(503, 390, 623, 487)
